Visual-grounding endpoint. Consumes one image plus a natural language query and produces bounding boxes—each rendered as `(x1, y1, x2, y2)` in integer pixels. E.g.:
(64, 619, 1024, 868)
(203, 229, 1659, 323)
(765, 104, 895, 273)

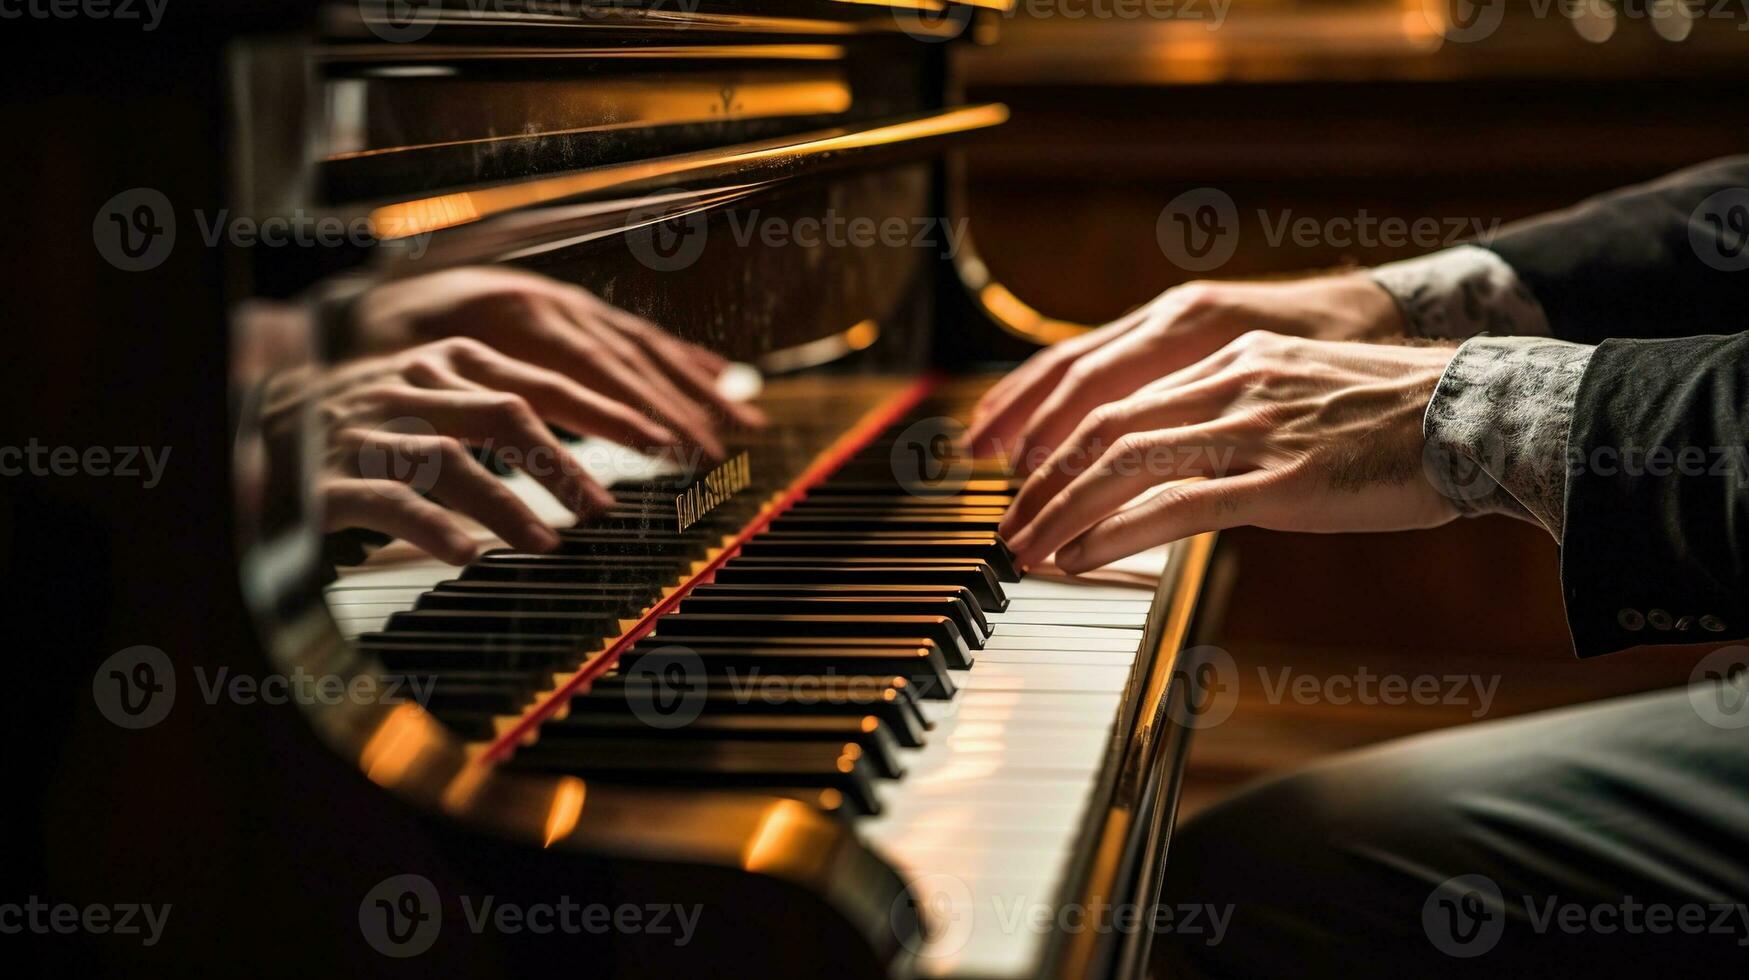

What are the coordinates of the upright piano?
(224, 2, 1217, 976)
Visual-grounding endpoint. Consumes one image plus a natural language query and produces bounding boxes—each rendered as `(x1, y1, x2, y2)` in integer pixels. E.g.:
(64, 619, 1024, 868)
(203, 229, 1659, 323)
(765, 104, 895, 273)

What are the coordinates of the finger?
(348, 431, 562, 554)
(966, 311, 1147, 452)
(366, 386, 615, 515)
(1008, 331, 1189, 472)
(590, 303, 764, 426)
(1000, 374, 1242, 538)
(1005, 425, 1250, 569)
(322, 478, 482, 565)
(1054, 469, 1282, 574)
(442, 342, 681, 453)
(540, 316, 728, 460)
(967, 344, 1092, 454)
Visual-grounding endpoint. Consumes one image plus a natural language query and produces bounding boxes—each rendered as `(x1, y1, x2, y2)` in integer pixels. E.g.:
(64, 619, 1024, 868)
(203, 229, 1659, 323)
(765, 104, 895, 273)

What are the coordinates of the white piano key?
(1005, 578, 1152, 601)
(330, 562, 454, 589)
(976, 647, 1140, 667)
(984, 634, 1141, 652)
(322, 587, 428, 606)
(959, 664, 1136, 694)
(1003, 598, 1154, 613)
(986, 623, 1144, 640)
(987, 610, 1149, 628)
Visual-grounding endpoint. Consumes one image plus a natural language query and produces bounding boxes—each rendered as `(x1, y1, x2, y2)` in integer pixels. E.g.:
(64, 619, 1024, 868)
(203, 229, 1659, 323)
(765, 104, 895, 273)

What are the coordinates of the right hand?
(965, 274, 1405, 471)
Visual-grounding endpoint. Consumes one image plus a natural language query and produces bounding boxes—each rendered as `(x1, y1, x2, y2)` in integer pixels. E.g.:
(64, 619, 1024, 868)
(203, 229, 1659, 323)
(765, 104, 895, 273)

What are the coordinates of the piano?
(223, 2, 1219, 976)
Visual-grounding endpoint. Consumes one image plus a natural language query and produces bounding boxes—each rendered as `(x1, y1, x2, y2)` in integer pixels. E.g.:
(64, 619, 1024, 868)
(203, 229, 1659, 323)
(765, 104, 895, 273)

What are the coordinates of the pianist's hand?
(998, 332, 1461, 574)
(294, 338, 680, 564)
(966, 274, 1403, 466)
(352, 266, 767, 459)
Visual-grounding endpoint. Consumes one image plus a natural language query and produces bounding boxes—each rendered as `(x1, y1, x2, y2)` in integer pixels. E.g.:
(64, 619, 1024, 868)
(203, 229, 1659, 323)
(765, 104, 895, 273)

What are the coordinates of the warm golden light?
(542, 777, 587, 848)
(370, 104, 1008, 240)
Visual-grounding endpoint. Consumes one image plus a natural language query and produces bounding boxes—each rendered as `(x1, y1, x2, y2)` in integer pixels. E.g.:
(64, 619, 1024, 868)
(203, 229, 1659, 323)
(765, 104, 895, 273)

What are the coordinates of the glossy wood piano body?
(222, 3, 1216, 976)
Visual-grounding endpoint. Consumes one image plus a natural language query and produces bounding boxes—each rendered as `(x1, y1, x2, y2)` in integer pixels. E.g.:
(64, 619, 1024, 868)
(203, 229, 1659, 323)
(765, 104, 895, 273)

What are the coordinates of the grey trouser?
(1160, 682, 1749, 978)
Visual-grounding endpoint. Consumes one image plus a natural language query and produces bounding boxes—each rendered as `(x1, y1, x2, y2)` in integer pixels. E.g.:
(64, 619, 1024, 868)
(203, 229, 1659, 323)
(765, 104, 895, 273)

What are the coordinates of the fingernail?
(1055, 542, 1083, 571)
(446, 534, 480, 564)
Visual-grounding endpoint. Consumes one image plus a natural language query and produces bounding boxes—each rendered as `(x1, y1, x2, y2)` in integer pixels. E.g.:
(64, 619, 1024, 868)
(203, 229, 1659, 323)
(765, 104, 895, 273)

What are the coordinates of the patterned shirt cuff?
(1422, 336, 1595, 537)
(1372, 245, 1552, 340)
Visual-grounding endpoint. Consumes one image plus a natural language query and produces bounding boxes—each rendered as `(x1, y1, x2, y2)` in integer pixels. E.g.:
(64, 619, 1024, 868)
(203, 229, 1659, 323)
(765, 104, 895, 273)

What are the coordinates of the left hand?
(352, 266, 766, 459)
(998, 331, 1464, 574)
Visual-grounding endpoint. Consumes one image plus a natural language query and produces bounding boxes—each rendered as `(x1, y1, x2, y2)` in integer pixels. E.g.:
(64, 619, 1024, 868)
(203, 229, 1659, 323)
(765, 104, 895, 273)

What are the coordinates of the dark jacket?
(1486, 157, 1749, 656)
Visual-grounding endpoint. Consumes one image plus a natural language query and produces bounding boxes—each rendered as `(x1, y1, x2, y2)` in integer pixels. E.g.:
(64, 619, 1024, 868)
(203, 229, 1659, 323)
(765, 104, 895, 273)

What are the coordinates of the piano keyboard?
(321, 386, 1177, 978)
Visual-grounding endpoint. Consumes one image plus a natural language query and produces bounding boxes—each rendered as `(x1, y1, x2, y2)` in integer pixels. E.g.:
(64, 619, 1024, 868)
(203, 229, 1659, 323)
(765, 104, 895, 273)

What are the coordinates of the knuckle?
(489, 393, 536, 424)
(1171, 279, 1220, 311)
(433, 435, 468, 460)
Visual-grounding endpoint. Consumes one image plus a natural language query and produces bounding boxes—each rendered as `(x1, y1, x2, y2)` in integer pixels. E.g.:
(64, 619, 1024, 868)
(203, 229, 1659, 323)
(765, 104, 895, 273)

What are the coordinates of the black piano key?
(767, 512, 1003, 533)
(386, 609, 620, 637)
(356, 630, 583, 649)
(787, 494, 1013, 509)
(480, 551, 697, 573)
(506, 738, 884, 815)
(533, 714, 904, 778)
(690, 583, 989, 634)
(807, 478, 1018, 496)
(550, 530, 719, 560)
(580, 675, 929, 745)
(737, 535, 1020, 581)
(618, 641, 955, 701)
(461, 561, 686, 584)
(714, 559, 1008, 612)
(675, 595, 986, 647)
(652, 613, 973, 669)
(425, 712, 502, 740)
(734, 787, 866, 818)
(364, 642, 585, 673)
(417, 591, 632, 615)
(430, 579, 656, 614)
(386, 681, 539, 714)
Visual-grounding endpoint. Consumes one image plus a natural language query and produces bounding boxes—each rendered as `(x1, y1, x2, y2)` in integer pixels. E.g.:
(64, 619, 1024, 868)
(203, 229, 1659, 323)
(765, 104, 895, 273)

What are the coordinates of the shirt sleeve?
(1421, 336, 1595, 538)
(1370, 244, 1552, 341)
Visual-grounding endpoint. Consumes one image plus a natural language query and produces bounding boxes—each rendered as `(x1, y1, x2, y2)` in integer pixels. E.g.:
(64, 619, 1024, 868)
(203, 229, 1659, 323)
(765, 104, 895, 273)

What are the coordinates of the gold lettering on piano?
(674, 451, 752, 532)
